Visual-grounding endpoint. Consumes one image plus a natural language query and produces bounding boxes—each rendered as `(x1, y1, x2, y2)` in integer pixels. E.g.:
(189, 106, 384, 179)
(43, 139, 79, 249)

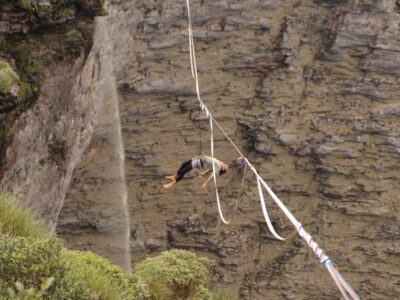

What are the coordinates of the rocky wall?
(5, 0, 398, 298)
(0, 12, 107, 227)
(111, 0, 399, 298)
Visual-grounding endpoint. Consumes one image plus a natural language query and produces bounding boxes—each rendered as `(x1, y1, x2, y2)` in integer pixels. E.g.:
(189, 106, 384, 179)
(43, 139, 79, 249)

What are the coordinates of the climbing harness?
(184, 1, 360, 299)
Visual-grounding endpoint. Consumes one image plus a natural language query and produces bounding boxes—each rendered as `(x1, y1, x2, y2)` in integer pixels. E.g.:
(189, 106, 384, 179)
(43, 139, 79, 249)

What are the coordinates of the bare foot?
(163, 181, 176, 189)
(164, 175, 176, 179)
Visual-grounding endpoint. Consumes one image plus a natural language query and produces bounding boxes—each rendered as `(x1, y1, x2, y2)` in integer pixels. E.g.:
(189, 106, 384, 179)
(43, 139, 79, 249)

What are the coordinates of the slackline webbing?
(185, 1, 359, 299)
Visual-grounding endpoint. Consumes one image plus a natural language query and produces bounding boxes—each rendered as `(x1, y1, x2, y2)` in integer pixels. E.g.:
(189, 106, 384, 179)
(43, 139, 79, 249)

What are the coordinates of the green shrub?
(0, 236, 134, 300)
(1, 38, 42, 110)
(0, 236, 64, 299)
(11, 46, 42, 80)
(0, 192, 50, 239)
(132, 249, 215, 300)
(65, 29, 84, 44)
(0, 193, 225, 299)
(59, 249, 135, 300)
(7, 277, 55, 299)
(0, 60, 19, 94)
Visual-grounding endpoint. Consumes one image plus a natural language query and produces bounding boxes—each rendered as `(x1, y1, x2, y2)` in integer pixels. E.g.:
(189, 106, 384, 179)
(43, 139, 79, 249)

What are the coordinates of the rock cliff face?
(56, 17, 131, 271)
(106, 0, 399, 298)
(0, 0, 104, 40)
(0, 0, 106, 224)
(2, 0, 400, 299)
(1, 0, 131, 273)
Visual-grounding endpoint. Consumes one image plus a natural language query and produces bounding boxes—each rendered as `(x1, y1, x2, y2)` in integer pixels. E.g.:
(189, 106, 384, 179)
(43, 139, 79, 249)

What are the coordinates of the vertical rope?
(186, 0, 195, 78)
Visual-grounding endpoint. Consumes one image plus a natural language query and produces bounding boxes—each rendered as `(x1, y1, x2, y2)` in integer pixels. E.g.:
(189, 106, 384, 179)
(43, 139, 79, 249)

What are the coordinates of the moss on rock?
(17, 0, 31, 10)
(0, 60, 19, 95)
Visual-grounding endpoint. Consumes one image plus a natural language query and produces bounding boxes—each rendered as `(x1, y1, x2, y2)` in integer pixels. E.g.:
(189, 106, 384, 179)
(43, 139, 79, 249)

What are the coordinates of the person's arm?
(197, 169, 211, 178)
(201, 173, 214, 189)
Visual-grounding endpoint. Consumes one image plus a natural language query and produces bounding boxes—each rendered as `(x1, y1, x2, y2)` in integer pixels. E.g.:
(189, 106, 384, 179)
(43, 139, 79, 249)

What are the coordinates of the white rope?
(244, 160, 288, 240)
(330, 263, 360, 300)
(326, 263, 351, 300)
(186, 0, 201, 101)
(184, 1, 359, 299)
(256, 177, 286, 240)
(186, 0, 195, 78)
(210, 117, 230, 224)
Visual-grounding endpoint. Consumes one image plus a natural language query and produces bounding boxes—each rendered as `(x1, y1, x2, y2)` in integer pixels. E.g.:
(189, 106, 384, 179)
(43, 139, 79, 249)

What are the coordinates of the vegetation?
(0, 60, 19, 95)
(132, 249, 215, 300)
(59, 250, 134, 299)
(0, 36, 42, 110)
(0, 236, 63, 298)
(0, 1, 97, 172)
(17, 0, 31, 10)
(0, 192, 229, 299)
(0, 193, 50, 239)
(11, 44, 42, 80)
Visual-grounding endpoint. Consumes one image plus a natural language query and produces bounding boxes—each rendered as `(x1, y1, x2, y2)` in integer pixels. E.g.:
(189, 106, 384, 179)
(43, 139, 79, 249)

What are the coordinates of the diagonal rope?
(184, 1, 359, 299)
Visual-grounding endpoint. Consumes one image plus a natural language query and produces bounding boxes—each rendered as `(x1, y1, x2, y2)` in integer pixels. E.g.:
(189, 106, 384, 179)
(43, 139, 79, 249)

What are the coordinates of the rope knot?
(320, 258, 332, 267)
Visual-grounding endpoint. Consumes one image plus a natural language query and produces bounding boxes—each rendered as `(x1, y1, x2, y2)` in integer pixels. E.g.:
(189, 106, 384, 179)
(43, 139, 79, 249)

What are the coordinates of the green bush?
(0, 236, 134, 300)
(0, 193, 226, 299)
(0, 60, 19, 94)
(132, 249, 215, 300)
(0, 37, 42, 112)
(0, 193, 133, 299)
(7, 278, 55, 300)
(59, 249, 134, 300)
(0, 236, 64, 299)
(11, 46, 42, 80)
(0, 192, 50, 239)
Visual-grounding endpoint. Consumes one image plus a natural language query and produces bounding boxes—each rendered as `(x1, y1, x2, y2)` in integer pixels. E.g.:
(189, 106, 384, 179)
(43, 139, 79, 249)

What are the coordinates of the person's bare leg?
(165, 174, 176, 179)
(163, 180, 177, 189)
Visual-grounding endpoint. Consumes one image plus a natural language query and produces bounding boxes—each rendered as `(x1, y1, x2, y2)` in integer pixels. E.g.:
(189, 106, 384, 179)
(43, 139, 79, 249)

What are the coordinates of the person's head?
(219, 163, 229, 176)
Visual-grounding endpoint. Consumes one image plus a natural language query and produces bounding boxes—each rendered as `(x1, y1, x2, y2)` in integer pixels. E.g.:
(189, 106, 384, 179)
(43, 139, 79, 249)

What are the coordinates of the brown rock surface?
(56, 18, 131, 272)
(0, 16, 106, 225)
(110, 0, 399, 298)
(0, 0, 105, 41)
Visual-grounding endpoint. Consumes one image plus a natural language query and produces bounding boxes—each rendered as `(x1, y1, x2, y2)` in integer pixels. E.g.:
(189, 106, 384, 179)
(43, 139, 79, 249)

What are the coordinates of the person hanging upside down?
(163, 155, 229, 189)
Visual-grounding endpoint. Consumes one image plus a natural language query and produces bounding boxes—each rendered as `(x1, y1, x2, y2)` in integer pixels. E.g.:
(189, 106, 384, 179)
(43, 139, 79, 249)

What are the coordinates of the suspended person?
(163, 155, 229, 189)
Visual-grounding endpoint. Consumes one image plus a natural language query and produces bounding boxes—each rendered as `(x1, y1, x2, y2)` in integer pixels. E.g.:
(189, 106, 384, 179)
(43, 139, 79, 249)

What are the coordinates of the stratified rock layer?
(0, 0, 104, 40)
(57, 17, 131, 272)
(0, 16, 105, 226)
(110, 0, 399, 298)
